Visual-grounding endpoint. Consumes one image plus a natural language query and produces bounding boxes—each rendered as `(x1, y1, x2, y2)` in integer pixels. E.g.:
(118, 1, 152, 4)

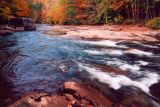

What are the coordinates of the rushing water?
(0, 25, 160, 106)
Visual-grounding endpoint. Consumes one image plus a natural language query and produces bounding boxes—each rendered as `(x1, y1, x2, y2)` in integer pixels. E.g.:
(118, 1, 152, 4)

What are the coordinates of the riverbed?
(0, 25, 160, 107)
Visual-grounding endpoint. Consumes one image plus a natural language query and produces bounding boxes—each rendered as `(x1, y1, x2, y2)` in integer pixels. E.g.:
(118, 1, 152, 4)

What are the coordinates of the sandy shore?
(44, 25, 160, 42)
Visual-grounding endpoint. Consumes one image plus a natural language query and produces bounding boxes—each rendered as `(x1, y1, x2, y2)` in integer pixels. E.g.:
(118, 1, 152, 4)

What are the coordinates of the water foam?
(125, 49, 153, 56)
(106, 59, 140, 72)
(84, 50, 105, 55)
(80, 40, 127, 48)
(81, 40, 154, 57)
(139, 73, 159, 87)
(136, 60, 149, 66)
(78, 63, 159, 93)
(84, 49, 124, 55)
(82, 40, 117, 47)
(132, 41, 158, 48)
(119, 64, 140, 71)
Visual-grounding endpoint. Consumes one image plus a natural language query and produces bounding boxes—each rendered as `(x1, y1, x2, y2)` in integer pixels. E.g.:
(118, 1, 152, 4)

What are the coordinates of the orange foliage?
(31, 0, 96, 24)
(0, 1, 13, 19)
(52, 3, 67, 24)
(12, 0, 30, 17)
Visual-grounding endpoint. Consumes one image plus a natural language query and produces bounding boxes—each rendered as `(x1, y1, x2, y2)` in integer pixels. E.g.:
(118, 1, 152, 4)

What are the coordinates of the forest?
(0, 0, 160, 27)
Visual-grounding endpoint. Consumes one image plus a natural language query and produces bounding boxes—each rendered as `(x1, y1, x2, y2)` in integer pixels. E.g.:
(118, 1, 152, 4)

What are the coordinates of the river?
(0, 25, 160, 107)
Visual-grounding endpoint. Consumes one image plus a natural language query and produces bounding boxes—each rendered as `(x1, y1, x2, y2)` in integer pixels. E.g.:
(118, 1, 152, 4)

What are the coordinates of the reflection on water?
(0, 25, 160, 106)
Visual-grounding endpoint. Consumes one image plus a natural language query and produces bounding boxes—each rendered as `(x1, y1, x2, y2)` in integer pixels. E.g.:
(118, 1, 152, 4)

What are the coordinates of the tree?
(74, 0, 97, 24)
(0, 0, 13, 20)
(11, 0, 30, 17)
(51, 0, 67, 24)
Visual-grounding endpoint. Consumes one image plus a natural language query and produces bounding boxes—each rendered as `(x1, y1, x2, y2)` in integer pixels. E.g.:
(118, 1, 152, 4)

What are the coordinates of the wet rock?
(9, 93, 68, 107)
(10, 81, 121, 107)
(43, 30, 67, 36)
(63, 81, 114, 107)
(150, 82, 160, 100)
(78, 71, 159, 107)
(155, 33, 160, 41)
(0, 25, 15, 30)
(64, 94, 77, 105)
(78, 71, 120, 102)
(91, 63, 128, 76)
(117, 86, 154, 107)
(0, 30, 13, 36)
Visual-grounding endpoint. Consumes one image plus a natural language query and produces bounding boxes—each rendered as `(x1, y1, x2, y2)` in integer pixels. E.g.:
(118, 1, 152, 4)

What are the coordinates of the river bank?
(0, 25, 24, 36)
(44, 25, 160, 43)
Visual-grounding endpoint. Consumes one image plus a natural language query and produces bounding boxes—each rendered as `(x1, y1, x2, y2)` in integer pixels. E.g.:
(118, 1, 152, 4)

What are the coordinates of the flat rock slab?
(47, 25, 160, 43)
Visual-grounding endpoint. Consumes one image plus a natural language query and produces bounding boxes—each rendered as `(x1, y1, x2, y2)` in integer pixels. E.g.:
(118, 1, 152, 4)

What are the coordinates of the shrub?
(146, 17, 160, 29)
(123, 19, 135, 25)
(114, 15, 124, 24)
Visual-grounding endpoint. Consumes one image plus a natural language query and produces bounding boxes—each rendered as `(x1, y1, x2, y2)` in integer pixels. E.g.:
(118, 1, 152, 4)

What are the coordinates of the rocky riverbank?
(9, 81, 123, 107)
(9, 80, 159, 107)
(0, 25, 27, 36)
(43, 25, 160, 43)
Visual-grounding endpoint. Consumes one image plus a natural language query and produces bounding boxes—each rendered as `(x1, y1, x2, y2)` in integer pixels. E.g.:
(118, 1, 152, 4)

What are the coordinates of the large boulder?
(9, 18, 36, 31)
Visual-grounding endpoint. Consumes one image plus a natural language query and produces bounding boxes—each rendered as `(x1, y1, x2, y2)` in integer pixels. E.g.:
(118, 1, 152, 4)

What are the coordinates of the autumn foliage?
(0, 0, 30, 20)
(0, 0, 160, 25)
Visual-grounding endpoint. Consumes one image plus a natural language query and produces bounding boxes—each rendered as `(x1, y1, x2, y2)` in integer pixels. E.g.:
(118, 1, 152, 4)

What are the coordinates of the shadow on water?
(0, 35, 18, 106)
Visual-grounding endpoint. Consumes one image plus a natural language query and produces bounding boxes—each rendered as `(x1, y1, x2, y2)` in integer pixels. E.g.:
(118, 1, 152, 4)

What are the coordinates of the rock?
(150, 82, 160, 100)
(0, 30, 13, 36)
(0, 25, 15, 30)
(64, 94, 77, 105)
(43, 30, 67, 36)
(90, 64, 128, 76)
(10, 81, 118, 107)
(9, 93, 68, 107)
(117, 86, 154, 107)
(63, 81, 114, 107)
(155, 33, 160, 40)
(9, 18, 36, 31)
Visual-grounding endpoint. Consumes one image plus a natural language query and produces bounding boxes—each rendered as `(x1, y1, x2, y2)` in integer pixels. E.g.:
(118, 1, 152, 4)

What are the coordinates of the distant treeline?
(0, 0, 160, 25)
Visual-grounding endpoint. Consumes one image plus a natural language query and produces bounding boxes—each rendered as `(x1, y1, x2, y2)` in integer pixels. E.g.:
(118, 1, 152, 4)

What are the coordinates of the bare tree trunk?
(146, 0, 149, 22)
(105, 0, 108, 23)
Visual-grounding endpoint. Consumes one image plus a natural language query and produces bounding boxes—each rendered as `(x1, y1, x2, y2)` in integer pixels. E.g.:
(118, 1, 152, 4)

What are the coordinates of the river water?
(0, 25, 160, 106)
